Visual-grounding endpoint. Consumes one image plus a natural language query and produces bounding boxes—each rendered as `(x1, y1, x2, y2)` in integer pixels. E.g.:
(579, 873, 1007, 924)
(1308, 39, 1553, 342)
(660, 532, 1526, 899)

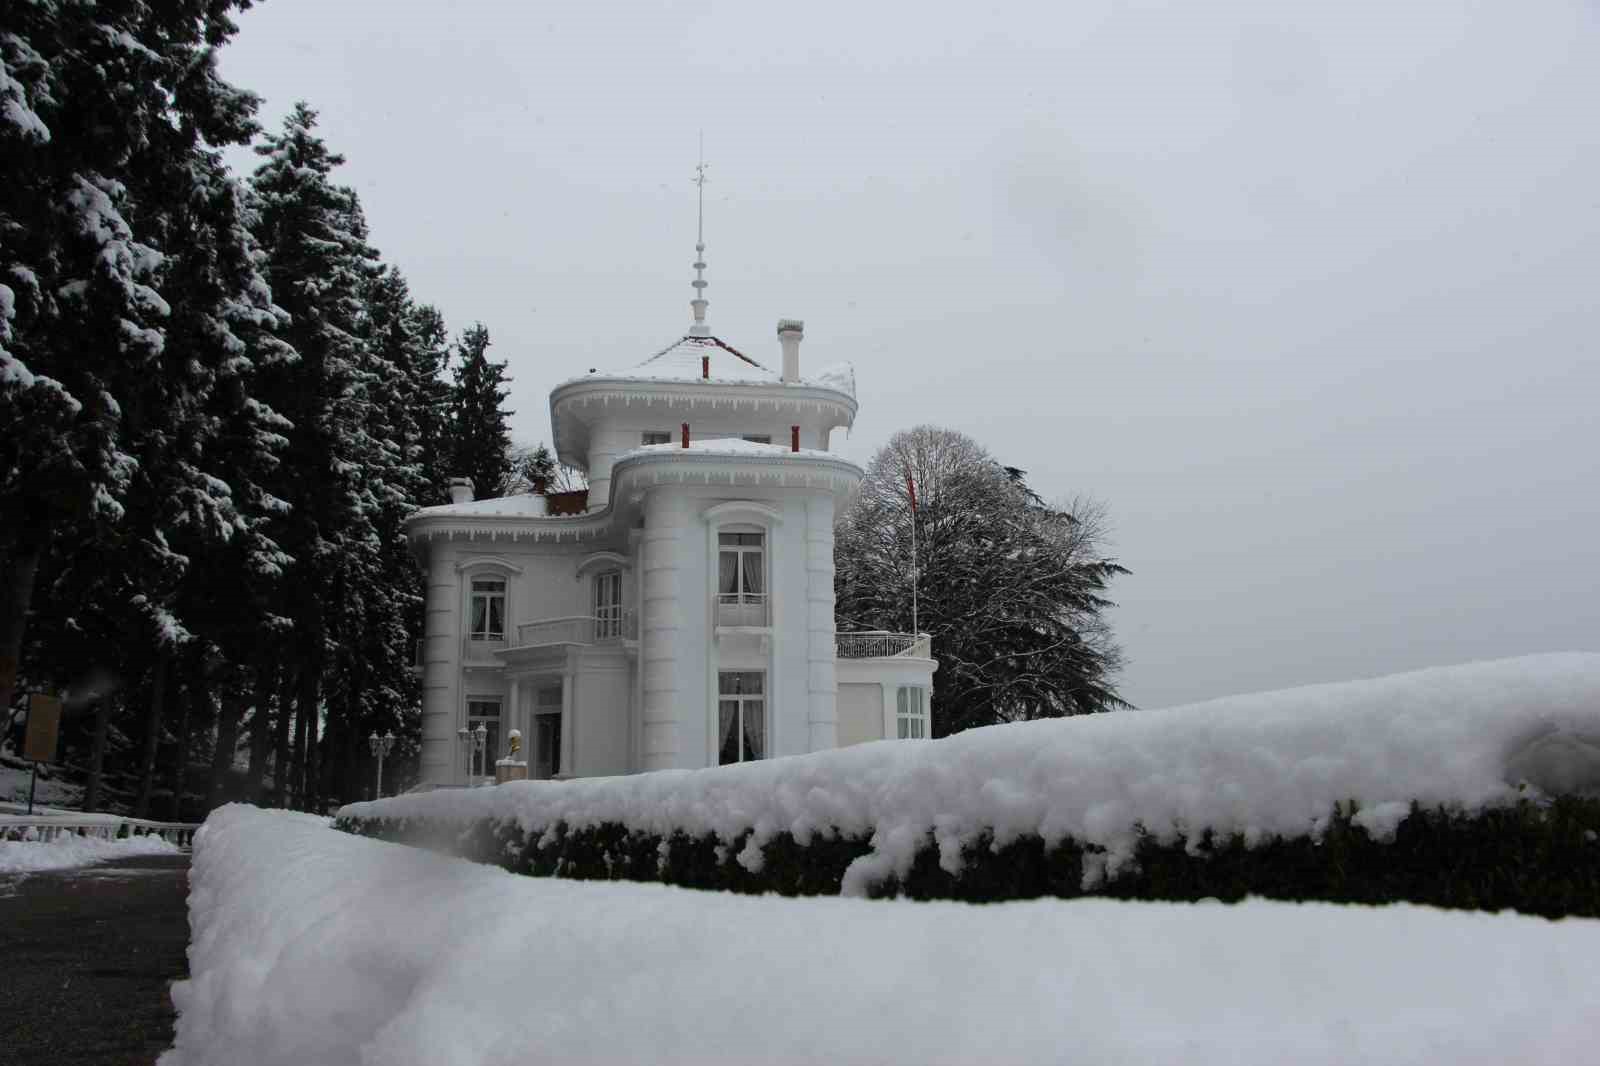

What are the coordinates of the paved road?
(0, 853, 191, 1065)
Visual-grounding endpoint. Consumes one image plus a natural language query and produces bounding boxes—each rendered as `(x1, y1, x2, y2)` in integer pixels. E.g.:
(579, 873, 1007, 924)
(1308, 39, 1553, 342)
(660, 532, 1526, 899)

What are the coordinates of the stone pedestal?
(495, 761, 528, 784)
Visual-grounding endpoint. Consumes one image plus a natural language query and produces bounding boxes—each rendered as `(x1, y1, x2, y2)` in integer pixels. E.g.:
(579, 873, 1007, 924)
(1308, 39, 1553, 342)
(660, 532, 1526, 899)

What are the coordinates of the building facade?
(407, 269, 936, 785)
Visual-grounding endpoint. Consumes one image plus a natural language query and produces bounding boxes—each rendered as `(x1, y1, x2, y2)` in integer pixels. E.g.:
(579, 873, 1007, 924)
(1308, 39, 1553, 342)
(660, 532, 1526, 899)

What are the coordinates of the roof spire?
(688, 132, 710, 337)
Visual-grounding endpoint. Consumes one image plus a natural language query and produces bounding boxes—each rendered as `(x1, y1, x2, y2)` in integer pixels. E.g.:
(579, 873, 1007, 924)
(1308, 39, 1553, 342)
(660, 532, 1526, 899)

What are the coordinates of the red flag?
(905, 472, 918, 513)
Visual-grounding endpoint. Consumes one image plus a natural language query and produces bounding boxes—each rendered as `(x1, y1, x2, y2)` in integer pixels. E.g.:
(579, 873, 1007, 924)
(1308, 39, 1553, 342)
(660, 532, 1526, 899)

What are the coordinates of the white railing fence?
(516, 610, 637, 647)
(0, 818, 200, 847)
(716, 592, 769, 628)
(835, 631, 932, 659)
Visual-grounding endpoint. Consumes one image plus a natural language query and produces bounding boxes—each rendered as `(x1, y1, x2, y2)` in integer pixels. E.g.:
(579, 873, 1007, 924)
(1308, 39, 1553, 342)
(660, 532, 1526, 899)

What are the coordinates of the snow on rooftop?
(559, 334, 856, 396)
(166, 805, 1600, 1066)
(409, 493, 555, 520)
(618, 437, 847, 463)
(344, 653, 1600, 894)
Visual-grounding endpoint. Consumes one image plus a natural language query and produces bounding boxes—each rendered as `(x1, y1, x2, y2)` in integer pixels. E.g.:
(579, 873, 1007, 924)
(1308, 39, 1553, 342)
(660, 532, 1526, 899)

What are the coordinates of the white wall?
(836, 683, 884, 746)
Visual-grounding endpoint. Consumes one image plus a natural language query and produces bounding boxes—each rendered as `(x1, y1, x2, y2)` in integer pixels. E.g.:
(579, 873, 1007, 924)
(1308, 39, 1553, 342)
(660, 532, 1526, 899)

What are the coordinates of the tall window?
(896, 687, 928, 739)
(593, 570, 623, 640)
(469, 577, 505, 640)
(641, 431, 672, 445)
(717, 532, 764, 600)
(718, 671, 765, 765)
(467, 698, 502, 776)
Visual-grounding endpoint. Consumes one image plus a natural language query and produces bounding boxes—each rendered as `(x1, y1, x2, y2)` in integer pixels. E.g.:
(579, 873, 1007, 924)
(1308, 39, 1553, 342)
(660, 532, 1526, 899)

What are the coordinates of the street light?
(457, 726, 471, 785)
(368, 730, 396, 799)
(472, 722, 488, 784)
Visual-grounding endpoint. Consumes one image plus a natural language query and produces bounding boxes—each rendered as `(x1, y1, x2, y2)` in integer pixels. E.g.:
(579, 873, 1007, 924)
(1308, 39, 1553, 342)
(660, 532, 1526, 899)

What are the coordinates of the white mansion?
(407, 248, 936, 785)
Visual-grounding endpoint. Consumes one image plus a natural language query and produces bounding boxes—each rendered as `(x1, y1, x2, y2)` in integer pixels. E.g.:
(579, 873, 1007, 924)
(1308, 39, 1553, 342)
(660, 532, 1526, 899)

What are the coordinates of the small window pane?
(642, 431, 672, 445)
(718, 701, 740, 765)
(743, 701, 765, 760)
(472, 578, 505, 592)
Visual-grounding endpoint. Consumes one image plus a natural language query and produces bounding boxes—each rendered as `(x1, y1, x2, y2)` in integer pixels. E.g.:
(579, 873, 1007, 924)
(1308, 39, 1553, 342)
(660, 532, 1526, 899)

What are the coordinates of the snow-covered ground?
(165, 805, 1600, 1066)
(342, 653, 1600, 892)
(0, 757, 83, 809)
(0, 832, 179, 875)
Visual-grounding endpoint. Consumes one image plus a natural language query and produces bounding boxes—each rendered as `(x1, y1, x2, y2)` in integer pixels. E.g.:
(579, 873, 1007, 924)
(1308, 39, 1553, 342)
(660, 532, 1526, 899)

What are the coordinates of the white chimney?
(448, 477, 475, 505)
(778, 319, 803, 383)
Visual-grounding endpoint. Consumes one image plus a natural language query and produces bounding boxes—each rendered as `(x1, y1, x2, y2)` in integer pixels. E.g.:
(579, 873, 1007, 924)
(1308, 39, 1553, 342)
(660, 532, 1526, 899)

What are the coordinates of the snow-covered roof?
(620, 437, 840, 462)
(557, 333, 856, 397)
(624, 334, 778, 383)
(409, 493, 555, 520)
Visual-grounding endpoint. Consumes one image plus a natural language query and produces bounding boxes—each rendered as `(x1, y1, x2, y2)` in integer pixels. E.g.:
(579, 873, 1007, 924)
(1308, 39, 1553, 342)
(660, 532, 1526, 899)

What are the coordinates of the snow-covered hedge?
(166, 805, 1600, 1066)
(338, 655, 1600, 911)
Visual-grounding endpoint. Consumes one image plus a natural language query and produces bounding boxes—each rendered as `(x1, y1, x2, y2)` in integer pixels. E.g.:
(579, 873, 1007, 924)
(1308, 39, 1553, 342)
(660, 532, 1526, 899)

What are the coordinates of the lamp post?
(472, 722, 488, 784)
(457, 726, 471, 785)
(368, 730, 396, 799)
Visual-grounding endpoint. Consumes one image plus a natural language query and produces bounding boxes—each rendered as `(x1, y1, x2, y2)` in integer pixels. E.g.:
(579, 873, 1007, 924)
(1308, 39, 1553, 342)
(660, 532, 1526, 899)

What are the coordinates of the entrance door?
(534, 714, 562, 779)
(534, 684, 562, 779)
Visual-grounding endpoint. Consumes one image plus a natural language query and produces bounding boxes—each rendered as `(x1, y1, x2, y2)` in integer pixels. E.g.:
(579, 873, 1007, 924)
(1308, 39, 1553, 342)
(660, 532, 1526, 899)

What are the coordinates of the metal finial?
(689, 133, 710, 336)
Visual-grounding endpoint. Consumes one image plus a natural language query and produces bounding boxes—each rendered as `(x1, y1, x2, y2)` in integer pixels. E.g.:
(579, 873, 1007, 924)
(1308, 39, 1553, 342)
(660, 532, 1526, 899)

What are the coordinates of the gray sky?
(218, 0, 1600, 709)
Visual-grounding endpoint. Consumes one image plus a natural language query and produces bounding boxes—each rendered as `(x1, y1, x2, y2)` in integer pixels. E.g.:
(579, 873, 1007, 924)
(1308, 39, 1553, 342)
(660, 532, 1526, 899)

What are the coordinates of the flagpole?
(906, 472, 919, 637)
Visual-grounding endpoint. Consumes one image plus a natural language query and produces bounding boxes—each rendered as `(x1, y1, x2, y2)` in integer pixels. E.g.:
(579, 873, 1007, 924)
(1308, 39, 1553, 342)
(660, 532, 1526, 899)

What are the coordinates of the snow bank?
(343, 654, 1600, 892)
(0, 832, 179, 875)
(165, 805, 1600, 1066)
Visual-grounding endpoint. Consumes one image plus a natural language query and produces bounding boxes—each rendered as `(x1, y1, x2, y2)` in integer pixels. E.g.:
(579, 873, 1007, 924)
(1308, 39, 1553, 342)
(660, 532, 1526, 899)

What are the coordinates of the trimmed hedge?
(336, 796, 1600, 917)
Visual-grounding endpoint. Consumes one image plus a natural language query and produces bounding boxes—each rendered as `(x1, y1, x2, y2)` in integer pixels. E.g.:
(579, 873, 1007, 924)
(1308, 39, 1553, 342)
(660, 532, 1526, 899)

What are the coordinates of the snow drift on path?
(342, 653, 1600, 892)
(0, 832, 179, 875)
(165, 805, 1600, 1066)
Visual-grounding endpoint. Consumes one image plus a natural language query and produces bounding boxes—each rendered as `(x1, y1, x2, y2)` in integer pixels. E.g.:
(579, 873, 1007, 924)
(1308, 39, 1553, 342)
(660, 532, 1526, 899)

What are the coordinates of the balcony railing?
(515, 611, 637, 648)
(835, 631, 932, 659)
(716, 592, 769, 628)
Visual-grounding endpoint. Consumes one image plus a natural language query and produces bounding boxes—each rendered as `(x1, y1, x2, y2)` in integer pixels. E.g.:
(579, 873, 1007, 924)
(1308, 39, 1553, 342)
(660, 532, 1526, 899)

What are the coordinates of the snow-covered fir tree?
(449, 323, 515, 500)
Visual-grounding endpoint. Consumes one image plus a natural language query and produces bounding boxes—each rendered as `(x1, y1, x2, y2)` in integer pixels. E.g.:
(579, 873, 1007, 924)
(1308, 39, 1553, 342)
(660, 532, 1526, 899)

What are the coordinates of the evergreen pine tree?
(448, 324, 514, 500)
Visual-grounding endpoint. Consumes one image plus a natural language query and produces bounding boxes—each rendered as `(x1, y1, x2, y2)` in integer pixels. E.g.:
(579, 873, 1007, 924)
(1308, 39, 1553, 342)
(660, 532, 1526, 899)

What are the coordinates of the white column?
(508, 677, 522, 765)
(420, 548, 461, 784)
(560, 666, 576, 777)
(641, 492, 688, 769)
(805, 497, 839, 752)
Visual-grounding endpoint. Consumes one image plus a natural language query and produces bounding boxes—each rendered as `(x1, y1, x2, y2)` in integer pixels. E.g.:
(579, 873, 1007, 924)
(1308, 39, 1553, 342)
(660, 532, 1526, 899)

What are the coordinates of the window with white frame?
(896, 686, 928, 739)
(466, 698, 502, 776)
(468, 576, 506, 640)
(593, 570, 623, 639)
(641, 431, 672, 445)
(717, 531, 765, 602)
(717, 671, 766, 765)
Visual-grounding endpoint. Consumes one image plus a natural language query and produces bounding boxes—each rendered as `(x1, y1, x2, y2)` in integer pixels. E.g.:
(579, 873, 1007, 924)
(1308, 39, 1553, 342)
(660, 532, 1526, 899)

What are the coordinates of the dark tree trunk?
(246, 668, 274, 803)
(294, 667, 317, 810)
(135, 653, 170, 818)
(0, 540, 44, 724)
(83, 697, 111, 812)
(171, 680, 195, 821)
(306, 696, 322, 812)
(272, 669, 295, 807)
(209, 686, 244, 810)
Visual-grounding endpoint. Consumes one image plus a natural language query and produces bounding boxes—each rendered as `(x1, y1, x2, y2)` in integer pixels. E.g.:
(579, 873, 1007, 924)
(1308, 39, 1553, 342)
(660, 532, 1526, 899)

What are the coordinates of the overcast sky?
(217, 0, 1599, 709)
